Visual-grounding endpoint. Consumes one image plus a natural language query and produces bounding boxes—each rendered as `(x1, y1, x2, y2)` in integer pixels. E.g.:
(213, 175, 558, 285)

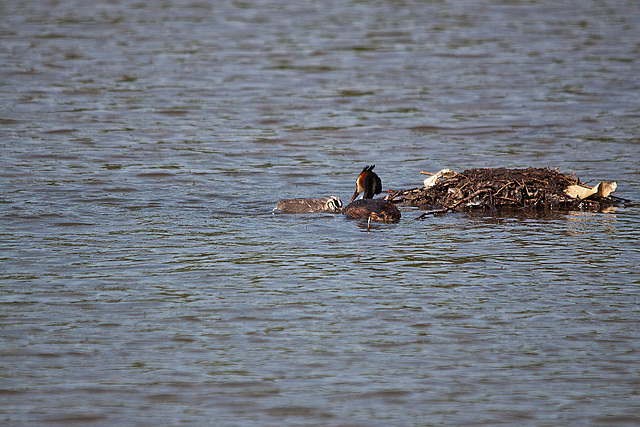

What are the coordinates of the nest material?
(391, 167, 619, 215)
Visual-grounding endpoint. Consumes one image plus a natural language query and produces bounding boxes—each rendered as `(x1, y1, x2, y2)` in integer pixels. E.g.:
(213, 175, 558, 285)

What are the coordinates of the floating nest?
(389, 167, 624, 218)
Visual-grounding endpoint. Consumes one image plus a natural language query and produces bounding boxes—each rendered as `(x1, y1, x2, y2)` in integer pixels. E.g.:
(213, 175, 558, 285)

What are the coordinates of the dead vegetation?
(388, 167, 624, 218)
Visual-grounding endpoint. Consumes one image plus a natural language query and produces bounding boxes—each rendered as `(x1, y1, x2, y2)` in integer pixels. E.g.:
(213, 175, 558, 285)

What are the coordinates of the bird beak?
(350, 189, 360, 203)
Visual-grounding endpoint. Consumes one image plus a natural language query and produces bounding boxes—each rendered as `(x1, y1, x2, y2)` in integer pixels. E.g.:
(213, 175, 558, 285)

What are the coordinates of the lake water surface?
(2, 0, 640, 424)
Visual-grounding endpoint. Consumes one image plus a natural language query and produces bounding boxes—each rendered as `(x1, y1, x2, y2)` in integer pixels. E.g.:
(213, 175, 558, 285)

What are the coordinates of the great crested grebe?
(276, 196, 343, 213)
(342, 165, 401, 223)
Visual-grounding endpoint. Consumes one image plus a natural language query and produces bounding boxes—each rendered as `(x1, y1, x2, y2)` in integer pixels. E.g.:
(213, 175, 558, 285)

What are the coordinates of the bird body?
(276, 196, 342, 213)
(342, 165, 401, 223)
(343, 197, 401, 223)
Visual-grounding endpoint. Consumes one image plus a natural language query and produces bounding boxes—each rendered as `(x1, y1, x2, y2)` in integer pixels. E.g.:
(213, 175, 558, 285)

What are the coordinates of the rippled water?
(2, 0, 640, 424)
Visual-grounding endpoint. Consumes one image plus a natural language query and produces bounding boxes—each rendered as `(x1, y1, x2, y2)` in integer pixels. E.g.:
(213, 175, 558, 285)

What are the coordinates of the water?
(2, 0, 640, 424)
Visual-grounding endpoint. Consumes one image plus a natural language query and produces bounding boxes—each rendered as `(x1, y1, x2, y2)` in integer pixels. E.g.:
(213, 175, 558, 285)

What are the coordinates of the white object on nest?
(423, 169, 457, 188)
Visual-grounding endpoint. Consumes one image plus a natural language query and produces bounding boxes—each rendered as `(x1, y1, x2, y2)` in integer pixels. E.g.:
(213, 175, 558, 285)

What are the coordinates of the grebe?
(342, 165, 401, 223)
(276, 196, 343, 213)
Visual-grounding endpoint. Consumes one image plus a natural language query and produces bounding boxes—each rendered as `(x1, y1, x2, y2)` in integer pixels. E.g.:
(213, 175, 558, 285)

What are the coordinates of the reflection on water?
(2, 0, 640, 424)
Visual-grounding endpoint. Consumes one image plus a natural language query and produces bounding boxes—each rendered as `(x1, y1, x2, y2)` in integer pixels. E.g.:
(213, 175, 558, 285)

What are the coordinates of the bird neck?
(362, 188, 376, 199)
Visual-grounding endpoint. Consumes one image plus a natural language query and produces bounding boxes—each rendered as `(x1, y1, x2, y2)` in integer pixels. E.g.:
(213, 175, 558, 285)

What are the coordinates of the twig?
(527, 177, 550, 185)
(386, 190, 402, 202)
(495, 181, 514, 196)
(415, 188, 493, 220)
(494, 196, 522, 205)
(452, 181, 470, 198)
(450, 188, 493, 209)
(415, 209, 448, 219)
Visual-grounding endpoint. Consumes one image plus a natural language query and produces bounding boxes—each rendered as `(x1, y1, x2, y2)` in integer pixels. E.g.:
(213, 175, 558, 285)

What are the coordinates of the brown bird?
(342, 165, 401, 223)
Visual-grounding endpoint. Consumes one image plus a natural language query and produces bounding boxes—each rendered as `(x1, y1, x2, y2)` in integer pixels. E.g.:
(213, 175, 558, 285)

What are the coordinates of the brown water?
(2, 0, 640, 424)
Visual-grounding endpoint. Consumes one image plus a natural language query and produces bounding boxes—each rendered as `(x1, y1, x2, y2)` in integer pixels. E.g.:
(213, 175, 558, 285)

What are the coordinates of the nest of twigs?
(390, 167, 622, 218)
